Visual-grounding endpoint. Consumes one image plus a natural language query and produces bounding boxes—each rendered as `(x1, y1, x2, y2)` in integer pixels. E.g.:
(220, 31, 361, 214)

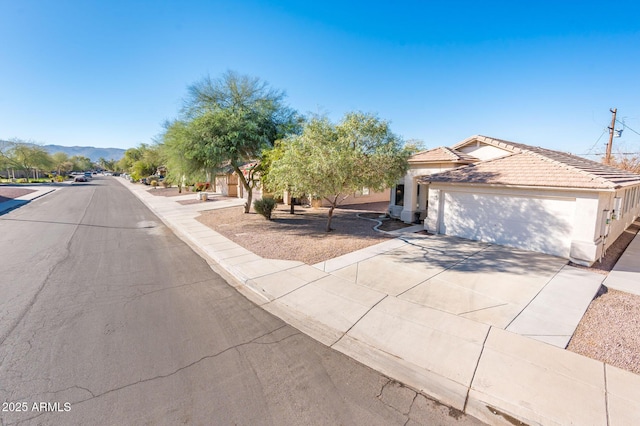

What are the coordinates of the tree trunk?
(325, 204, 335, 232)
(244, 188, 252, 213)
(290, 201, 295, 214)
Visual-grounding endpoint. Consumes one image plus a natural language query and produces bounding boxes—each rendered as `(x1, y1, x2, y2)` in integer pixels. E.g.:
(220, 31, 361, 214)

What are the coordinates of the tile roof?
(422, 135, 640, 190)
(409, 146, 478, 164)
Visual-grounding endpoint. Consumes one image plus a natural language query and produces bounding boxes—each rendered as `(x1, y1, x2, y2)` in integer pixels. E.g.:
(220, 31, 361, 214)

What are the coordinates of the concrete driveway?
(315, 232, 603, 347)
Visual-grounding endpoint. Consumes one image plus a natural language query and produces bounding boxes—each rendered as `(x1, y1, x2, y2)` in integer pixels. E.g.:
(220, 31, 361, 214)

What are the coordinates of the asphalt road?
(0, 177, 483, 425)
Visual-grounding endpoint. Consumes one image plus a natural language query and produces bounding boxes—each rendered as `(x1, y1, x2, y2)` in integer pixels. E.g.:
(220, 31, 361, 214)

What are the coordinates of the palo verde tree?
(70, 155, 93, 172)
(51, 152, 73, 176)
(117, 144, 162, 180)
(181, 70, 299, 213)
(160, 119, 205, 192)
(7, 141, 53, 182)
(267, 112, 410, 232)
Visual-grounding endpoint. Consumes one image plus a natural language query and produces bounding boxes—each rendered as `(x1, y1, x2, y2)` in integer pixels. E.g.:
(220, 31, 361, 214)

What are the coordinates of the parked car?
(84, 172, 92, 180)
(74, 175, 87, 182)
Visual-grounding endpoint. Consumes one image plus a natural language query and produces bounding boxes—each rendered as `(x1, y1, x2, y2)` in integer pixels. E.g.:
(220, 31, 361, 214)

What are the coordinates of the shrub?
(150, 180, 158, 187)
(254, 197, 277, 220)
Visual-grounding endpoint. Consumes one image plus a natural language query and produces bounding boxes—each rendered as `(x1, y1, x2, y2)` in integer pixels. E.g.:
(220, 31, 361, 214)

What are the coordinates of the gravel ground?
(568, 289, 640, 374)
(147, 186, 190, 197)
(567, 218, 640, 374)
(196, 203, 399, 265)
(0, 187, 36, 202)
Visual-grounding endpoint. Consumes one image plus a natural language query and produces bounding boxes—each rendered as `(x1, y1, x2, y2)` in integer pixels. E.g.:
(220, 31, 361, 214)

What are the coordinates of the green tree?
(160, 120, 203, 192)
(403, 139, 426, 155)
(117, 144, 162, 180)
(97, 157, 117, 171)
(52, 152, 73, 176)
(0, 140, 12, 176)
(181, 70, 299, 213)
(267, 112, 410, 232)
(8, 141, 53, 182)
(117, 147, 142, 173)
(70, 155, 93, 172)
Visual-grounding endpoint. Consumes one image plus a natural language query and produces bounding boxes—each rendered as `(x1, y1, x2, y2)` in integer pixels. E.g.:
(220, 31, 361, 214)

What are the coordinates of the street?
(0, 177, 482, 425)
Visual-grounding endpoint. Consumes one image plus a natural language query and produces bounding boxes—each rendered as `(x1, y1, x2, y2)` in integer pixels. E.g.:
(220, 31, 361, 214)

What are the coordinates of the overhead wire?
(579, 116, 640, 156)
(616, 119, 640, 137)
(585, 128, 607, 155)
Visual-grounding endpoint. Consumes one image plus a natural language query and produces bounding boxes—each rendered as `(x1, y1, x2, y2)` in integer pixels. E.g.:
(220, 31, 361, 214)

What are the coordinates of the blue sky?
(1, 0, 639, 159)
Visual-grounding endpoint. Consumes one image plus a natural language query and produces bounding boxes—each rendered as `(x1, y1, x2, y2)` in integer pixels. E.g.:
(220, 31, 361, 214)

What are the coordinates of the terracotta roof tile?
(409, 146, 478, 164)
(423, 136, 640, 190)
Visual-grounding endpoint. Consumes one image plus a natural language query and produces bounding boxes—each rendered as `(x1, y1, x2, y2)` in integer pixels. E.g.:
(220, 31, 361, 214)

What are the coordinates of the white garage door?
(440, 192, 575, 258)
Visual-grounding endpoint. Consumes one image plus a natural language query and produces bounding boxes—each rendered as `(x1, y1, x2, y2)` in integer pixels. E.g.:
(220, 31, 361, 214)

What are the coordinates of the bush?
(254, 197, 277, 220)
(150, 180, 158, 187)
(194, 182, 211, 192)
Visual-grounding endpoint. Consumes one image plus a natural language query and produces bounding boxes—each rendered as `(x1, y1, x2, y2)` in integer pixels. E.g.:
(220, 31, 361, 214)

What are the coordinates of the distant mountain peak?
(0, 140, 126, 162)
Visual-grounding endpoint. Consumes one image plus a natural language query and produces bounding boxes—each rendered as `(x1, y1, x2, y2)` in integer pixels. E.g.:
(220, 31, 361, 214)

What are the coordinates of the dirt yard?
(147, 186, 191, 197)
(195, 203, 412, 265)
(0, 187, 36, 202)
(567, 218, 640, 374)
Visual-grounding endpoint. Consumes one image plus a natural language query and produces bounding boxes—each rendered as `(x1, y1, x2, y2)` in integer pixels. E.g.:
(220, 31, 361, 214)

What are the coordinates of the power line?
(580, 152, 640, 156)
(586, 128, 607, 154)
(616, 119, 640, 137)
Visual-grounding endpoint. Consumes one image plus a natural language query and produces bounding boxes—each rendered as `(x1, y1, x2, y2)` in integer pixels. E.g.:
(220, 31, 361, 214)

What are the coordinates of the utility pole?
(605, 108, 617, 165)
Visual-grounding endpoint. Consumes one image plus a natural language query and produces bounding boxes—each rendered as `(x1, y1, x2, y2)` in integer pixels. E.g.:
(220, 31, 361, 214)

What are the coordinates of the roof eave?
(422, 181, 618, 193)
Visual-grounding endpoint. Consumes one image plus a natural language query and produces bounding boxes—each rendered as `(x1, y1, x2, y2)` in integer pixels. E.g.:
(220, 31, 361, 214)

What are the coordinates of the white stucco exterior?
(390, 163, 455, 222)
(426, 183, 640, 265)
(421, 136, 640, 266)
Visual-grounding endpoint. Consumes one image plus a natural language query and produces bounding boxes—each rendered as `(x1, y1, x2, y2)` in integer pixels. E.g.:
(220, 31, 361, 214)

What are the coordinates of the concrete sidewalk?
(119, 178, 640, 426)
(604, 230, 640, 296)
(0, 184, 60, 214)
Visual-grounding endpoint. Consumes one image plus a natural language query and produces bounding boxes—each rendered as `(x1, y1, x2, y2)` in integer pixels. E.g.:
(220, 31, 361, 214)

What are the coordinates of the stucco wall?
(390, 163, 460, 222)
(427, 183, 640, 264)
(602, 186, 640, 254)
(321, 188, 390, 207)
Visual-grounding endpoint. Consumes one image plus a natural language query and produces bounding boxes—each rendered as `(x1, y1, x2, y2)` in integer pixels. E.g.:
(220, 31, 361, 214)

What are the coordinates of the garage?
(439, 191, 576, 258)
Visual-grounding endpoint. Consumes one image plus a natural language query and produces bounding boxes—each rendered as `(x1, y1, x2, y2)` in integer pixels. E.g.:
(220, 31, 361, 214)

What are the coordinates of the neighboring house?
(320, 188, 390, 208)
(282, 187, 390, 208)
(419, 135, 640, 266)
(389, 147, 477, 222)
(215, 162, 263, 201)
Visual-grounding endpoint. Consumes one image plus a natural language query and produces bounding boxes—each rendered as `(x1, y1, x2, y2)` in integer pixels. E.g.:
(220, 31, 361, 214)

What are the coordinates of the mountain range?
(41, 144, 126, 162)
(0, 140, 126, 162)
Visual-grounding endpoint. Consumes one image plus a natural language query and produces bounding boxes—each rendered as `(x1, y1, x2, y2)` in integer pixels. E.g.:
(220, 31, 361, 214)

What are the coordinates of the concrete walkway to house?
(0, 184, 60, 214)
(604, 231, 640, 296)
(118, 177, 640, 426)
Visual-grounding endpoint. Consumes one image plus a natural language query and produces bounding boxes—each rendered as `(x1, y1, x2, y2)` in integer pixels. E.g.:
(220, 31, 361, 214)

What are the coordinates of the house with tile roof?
(389, 146, 478, 222)
(417, 135, 640, 265)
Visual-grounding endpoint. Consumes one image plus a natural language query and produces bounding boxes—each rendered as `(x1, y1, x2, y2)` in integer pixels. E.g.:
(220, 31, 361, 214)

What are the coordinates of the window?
(354, 187, 370, 197)
(395, 184, 405, 206)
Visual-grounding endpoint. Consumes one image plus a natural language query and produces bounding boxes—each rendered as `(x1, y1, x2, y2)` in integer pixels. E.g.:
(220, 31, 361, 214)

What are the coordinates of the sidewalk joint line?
(332, 295, 389, 347)
(463, 326, 491, 412)
(504, 264, 566, 330)
(396, 244, 493, 297)
(272, 274, 329, 301)
(458, 303, 509, 316)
